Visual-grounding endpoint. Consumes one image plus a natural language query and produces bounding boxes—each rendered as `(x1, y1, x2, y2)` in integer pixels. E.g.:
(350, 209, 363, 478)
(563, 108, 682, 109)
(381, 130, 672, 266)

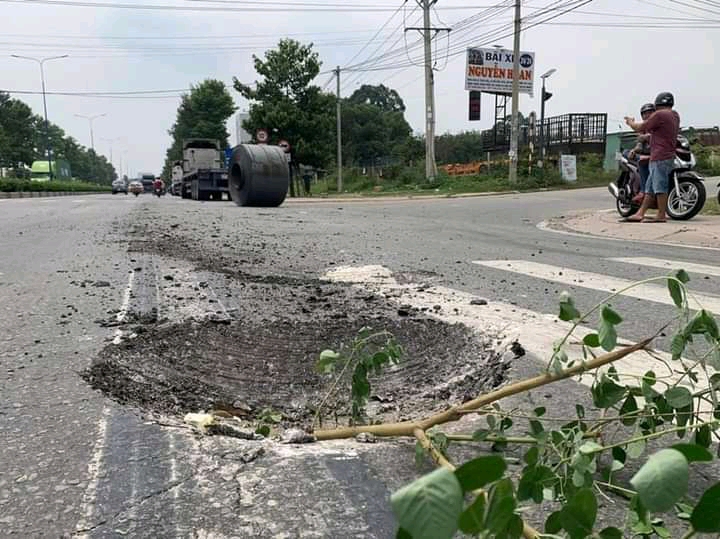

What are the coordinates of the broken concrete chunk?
(355, 432, 377, 443)
(281, 428, 316, 444)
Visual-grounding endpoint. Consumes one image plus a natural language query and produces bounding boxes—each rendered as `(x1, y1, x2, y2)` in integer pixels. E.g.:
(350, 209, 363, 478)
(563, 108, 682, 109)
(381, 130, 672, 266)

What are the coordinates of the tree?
(162, 79, 237, 178)
(0, 92, 37, 169)
(347, 84, 406, 113)
(340, 84, 413, 167)
(233, 39, 335, 168)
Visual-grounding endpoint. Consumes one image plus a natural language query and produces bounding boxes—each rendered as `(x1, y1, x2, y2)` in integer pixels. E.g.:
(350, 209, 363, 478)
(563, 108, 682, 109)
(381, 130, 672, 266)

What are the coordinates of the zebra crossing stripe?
(472, 260, 720, 315)
(610, 257, 720, 278)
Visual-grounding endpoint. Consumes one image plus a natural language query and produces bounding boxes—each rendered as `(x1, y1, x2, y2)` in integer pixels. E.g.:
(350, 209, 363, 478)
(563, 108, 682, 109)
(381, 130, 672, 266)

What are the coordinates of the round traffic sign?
(278, 139, 291, 153)
(256, 129, 269, 143)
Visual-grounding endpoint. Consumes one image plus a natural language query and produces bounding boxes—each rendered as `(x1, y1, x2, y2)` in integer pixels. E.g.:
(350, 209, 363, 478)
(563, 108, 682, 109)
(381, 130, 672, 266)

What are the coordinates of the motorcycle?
(154, 186, 166, 197)
(608, 135, 706, 220)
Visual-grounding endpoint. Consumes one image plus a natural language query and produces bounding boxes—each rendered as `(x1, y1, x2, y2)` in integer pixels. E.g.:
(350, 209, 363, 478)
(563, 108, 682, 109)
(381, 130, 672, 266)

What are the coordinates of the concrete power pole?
(508, 0, 522, 184)
(421, 0, 437, 181)
(335, 65, 343, 193)
(407, 1, 449, 182)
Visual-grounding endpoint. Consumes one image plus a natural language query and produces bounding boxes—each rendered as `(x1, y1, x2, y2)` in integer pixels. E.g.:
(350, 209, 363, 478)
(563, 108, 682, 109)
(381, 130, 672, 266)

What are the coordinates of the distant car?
(128, 181, 144, 196)
(111, 179, 128, 195)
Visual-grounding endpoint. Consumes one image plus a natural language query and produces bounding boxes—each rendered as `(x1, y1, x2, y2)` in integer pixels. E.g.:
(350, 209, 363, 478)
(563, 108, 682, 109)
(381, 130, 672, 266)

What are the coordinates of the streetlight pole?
(75, 113, 106, 181)
(539, 68, 556, 166)
(11, 54, 68, 180)
(101, 136, 122, 179)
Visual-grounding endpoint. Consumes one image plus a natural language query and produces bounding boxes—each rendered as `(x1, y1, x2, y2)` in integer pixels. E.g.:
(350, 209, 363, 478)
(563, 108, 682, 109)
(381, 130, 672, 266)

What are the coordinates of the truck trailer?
(180, 139, 229, 201)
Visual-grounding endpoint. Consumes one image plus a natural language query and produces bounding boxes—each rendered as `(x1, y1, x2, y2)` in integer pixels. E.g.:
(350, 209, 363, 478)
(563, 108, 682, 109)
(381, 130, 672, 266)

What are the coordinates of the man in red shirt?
(624, 92, 680, 222)
(153, 177, 164, 192)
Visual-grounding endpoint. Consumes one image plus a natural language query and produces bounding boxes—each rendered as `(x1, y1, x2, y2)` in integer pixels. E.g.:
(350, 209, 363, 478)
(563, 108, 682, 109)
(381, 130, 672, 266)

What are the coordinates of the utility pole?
(508, 0, 522, 184)
(11, 54, 68, 180)
(407, 1, 450, 182)
(335, 65, 342, 193)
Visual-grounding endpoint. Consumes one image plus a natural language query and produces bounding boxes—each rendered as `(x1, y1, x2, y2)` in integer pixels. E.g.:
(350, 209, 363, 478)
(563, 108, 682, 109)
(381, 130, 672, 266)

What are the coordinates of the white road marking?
(536, 219, 720, 253)
(112, 270, 135, 344)
(74, 405, 111, 537)
(324, 265, 712, 399)
(472, 259, 720, 314)
(611, 257, 720, 277)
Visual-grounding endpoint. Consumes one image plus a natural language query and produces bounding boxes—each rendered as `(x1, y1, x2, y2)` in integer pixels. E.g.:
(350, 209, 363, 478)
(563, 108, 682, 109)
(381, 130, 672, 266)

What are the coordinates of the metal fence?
(480, 113, 608, 156)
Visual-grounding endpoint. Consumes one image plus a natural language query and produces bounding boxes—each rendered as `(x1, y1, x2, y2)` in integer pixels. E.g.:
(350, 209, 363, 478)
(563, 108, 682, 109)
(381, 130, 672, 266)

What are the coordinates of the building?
(235, 112, 251, 146)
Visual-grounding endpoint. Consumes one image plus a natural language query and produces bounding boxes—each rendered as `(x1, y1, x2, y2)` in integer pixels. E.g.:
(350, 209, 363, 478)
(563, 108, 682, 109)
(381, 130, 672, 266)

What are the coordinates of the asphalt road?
(1, 189, 718, 539)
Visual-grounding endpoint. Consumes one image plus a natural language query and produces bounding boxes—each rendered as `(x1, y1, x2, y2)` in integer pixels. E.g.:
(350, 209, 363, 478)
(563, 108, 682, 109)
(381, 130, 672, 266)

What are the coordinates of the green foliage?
(315, 328, 402, 424)
(387, 268, 720, 538)
(162, 79, 236, 178)
(0, 91, 117, 184)
(233, 39, 334, 169)
(0, 178, 109, 192)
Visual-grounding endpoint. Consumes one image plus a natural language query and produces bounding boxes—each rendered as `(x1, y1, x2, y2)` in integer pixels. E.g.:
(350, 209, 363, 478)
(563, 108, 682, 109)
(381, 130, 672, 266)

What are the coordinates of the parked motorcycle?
(608, 135, 706, 220)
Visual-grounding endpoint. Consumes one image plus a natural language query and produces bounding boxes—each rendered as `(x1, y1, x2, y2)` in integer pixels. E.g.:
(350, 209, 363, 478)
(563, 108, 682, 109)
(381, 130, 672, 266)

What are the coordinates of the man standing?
(624, 92, 680, 222)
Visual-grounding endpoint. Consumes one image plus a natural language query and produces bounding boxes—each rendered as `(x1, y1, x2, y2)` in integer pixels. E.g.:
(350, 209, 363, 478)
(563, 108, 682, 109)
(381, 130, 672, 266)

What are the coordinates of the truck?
(179, 139, 229, 201)
(169, 161, 183, 196)
(30, 160, 72, 182)
(138, 173, 156, 193)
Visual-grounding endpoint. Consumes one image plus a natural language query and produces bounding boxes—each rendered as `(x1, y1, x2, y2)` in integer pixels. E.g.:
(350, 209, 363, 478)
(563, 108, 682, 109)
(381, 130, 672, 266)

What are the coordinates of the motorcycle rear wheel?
(616, 198, 639, 218)
(667, 179, 706, 220)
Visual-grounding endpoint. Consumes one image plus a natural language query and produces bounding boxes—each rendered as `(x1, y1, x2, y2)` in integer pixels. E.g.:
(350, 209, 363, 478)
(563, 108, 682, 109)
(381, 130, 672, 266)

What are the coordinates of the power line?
(0, 0, 539, 12)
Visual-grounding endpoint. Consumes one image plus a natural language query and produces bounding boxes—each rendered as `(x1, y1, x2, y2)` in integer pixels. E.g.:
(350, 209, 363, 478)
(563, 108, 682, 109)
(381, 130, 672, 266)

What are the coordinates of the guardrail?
(0, 191, 108, 199)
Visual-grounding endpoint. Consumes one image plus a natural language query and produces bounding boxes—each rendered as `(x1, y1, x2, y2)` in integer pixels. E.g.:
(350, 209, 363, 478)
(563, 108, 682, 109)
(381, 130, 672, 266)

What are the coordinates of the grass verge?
(0, 178, 110, 192)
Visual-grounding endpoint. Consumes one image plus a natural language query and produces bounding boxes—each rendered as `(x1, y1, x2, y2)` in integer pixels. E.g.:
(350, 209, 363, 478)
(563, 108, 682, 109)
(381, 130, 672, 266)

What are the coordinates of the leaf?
(524, 446, 539, 466)
(671, 443, 713, 462)
(559, 292, 581, 321)
(560, 488, 597, 539)
(396, 528, 412, 539)
(598, 319, 617, 351)
(701, 310, 719, 339)
(472, 429, 490, 442)
(612, 446, 627, 464)
(390, 467, 463, 539)
(691, 482, 720, 532)
(602, 305, 623, 325)
(484, 478, 517, 536)
(675, 269, 691, 283)
(517, 465, 555, 503)
(255, 425, 270, 436)
(591, 375, 626, 408)
(533, 406, 546, 417)
(598, 527, 623, 539)
(667, 278, 684, 308)
(458, 495, 485, 534)
(583, 333, 600, 348)
(665, 387, 693, 409)
(630, 448, 690, 512)
(579, 441, 603, 455)
(627, 437, 646, 459)
(454, 455, 507, 492)
(670, 334, 686, 360)
(695, 424, 712, 448)
(643, 370, 657, 386)
(575, 404, 585, 419)
(545, 511, 562, 534)
(529, 419, 544, 437)
(620, 394, 639, 426)
(497, 515, 524, 539)
(316, 349, 340, 373)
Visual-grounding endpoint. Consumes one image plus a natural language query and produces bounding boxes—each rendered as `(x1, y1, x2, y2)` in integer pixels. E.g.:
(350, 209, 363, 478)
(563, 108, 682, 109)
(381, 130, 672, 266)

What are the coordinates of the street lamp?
(539, 68, 557, 164)
(75, 113, 106, 181)
(11, 54, 69, 180)
(75, 113, 106, 154)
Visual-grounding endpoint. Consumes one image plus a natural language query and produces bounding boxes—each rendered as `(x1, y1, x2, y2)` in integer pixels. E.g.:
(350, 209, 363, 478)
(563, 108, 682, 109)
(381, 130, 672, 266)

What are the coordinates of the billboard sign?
(465, 48, 535, 97)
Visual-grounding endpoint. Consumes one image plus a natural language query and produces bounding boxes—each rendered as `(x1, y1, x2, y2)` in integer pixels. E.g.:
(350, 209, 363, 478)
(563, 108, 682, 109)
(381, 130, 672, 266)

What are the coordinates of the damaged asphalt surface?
(2, 189, 720, 538)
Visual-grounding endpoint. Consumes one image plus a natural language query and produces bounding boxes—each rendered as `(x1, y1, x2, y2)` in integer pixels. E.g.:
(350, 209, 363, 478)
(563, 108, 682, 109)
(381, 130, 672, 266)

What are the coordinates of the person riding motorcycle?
(626, 103, 655, 204)
(153, 178, 165, 195)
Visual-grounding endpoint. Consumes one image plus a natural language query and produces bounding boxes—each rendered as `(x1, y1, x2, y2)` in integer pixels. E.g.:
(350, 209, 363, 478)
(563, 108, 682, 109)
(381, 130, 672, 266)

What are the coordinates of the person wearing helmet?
(627, 103, 656, 204)
(624, 92, 680, 222)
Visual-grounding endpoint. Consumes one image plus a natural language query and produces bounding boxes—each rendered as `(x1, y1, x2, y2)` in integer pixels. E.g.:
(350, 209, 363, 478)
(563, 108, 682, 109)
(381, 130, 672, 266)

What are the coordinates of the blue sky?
(2, 0, 718, 176)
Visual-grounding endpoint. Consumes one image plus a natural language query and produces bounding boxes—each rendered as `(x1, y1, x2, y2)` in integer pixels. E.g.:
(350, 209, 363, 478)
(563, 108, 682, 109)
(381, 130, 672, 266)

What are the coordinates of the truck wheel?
(198, 191, 210, 201)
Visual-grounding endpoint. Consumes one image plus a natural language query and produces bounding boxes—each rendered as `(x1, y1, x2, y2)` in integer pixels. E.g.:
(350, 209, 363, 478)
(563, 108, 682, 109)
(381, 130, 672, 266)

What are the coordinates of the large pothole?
(83, 287, 507, 427)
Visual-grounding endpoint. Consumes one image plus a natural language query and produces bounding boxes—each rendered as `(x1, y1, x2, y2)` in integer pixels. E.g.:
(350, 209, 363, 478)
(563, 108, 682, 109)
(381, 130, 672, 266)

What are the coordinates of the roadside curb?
(538, 210, 720, 252)
(0, 191, 107, 199)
